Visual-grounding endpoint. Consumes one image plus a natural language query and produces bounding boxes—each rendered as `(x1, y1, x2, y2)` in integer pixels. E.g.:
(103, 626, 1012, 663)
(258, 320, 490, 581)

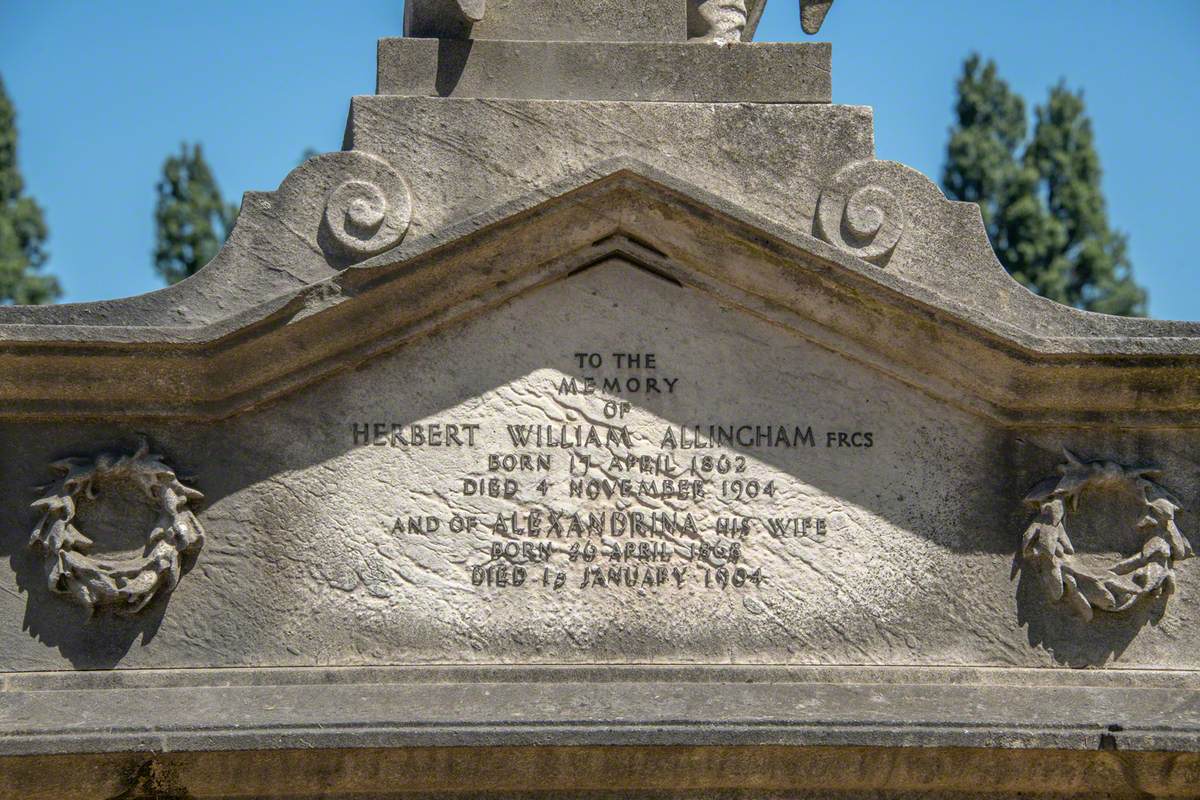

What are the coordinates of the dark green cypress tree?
(943, 56, 1146, 316)
(0, 75, 60, 304)
(153, 143, 238, 285)
(1021, 85, 1145, 315)
(942, 55, 1027, 248)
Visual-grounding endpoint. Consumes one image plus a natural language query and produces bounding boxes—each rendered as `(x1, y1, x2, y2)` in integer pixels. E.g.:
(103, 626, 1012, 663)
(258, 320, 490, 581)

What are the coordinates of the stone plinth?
(377, 39, 832, 103)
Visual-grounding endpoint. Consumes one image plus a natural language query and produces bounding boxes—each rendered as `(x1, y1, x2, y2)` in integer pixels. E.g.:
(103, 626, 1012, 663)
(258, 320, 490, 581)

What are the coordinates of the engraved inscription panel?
(202, 258, 1005, 667)
(6, 258, 1198, 671)
(352, 357, 868, 595)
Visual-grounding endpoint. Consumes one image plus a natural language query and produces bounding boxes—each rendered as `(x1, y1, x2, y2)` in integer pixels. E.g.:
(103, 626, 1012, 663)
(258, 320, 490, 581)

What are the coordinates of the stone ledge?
(9, 663, 1200, 692)
(5, 744, 1198, 799)
(0, 167, 1195, 425)
(378, 39, 831, 103)
(3, 666, 1198, 758)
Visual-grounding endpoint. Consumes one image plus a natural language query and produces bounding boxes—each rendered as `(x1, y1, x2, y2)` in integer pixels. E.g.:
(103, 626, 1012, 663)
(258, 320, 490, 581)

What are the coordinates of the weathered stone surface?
(0, 1, 1198, 796)
(377, 39, 832, 103)
(1, 257, 1198, 673)
(6, 741, 1199, 800)
(5, 664, 1200, 755)
(0, 101, 874, 333)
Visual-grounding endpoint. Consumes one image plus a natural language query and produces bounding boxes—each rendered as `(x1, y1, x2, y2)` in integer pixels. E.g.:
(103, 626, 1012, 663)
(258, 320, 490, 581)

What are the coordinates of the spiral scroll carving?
(323, 176, 412, 258)
(816, 183, 906, 265)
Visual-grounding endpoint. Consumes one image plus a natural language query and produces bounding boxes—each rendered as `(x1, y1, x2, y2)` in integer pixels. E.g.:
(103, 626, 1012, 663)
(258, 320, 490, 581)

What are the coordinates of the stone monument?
(2, 1, 1198, 798)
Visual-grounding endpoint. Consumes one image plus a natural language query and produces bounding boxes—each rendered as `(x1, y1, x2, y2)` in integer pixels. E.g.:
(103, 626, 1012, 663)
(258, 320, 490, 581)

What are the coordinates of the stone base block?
(378, 38, 832, 103)
(3, 666, 1198, 799)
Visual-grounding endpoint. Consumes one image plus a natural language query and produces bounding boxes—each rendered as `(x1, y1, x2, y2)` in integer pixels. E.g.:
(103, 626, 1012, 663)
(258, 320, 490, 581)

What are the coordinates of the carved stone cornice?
(0, 164, 1196, 425)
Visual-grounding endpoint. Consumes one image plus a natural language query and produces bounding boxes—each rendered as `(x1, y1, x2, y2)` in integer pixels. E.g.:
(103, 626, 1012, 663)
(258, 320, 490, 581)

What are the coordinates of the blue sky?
(1, 1, 1197, 319)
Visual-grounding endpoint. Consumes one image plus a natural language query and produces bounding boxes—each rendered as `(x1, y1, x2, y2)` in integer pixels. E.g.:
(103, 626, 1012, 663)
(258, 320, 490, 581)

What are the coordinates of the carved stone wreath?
(28, 440, 205, 616)
(1021, 449, 1193, 621)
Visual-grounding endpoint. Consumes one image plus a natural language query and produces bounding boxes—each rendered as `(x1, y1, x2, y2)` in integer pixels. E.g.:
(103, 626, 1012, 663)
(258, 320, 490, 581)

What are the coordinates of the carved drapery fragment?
(432, 1, 837, 43)
(28, 440, 205, 617)
(1021, 449, 1193, 622)
(815, 166, 907, 265)
(690, 0, 750, 43)
(799, 0, 835, 34)
(688, 1, 838, 43)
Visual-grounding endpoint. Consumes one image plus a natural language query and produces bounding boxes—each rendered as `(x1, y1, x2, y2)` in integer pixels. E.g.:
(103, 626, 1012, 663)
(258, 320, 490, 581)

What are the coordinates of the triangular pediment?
(0, 164, 1196, 424)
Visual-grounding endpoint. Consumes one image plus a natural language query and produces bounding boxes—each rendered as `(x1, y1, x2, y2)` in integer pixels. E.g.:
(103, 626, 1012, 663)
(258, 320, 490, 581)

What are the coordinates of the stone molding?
(0, 165, 1195, 425)
(405, 0, 689, 42)
(376, 39, 832, 104)
(2, 665, 1198, 758)
(5, 745, 1195, 800)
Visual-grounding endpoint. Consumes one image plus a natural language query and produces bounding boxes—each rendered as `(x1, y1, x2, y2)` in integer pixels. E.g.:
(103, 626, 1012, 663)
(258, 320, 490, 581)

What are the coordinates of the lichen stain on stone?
(107, 758, 193, 800)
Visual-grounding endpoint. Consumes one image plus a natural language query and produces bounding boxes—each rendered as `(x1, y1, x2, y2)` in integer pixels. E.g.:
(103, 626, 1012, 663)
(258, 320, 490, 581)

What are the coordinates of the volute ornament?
(323, 175, 413, 259)
(28, 440, 205, 617)
(815, 161, 908, 265)
(1021, 449, 1193, 622)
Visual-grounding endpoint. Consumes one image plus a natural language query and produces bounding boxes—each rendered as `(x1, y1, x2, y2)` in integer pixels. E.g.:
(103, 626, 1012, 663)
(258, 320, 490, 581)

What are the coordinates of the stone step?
(378, 38, 831, 104)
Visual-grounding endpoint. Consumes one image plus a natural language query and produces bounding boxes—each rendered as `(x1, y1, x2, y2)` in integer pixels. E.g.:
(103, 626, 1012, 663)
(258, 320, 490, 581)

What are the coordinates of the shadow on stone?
(1013, 553, 1169, 667)
(0, 258, 1193, 671)
(8, 545, 179, 670)
(2, 435, 197, 669)
(436, 38, 474, 97)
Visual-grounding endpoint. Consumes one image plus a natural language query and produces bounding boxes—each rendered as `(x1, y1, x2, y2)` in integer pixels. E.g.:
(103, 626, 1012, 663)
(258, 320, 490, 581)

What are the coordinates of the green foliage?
(942, 55, 1026, 245)
(943, 55, 1146, 317)
(0, 75, 60, 305)
(153, 143, 238, 285)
